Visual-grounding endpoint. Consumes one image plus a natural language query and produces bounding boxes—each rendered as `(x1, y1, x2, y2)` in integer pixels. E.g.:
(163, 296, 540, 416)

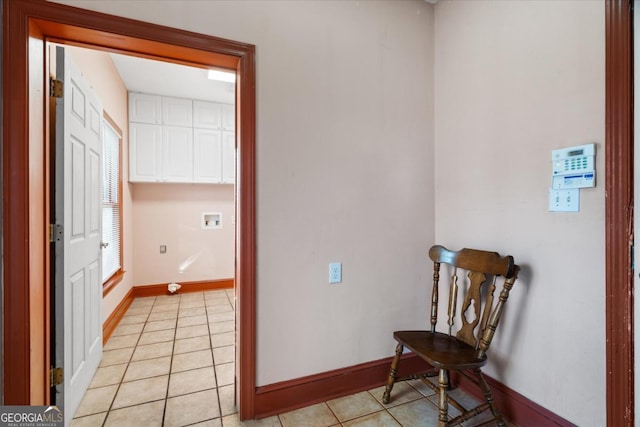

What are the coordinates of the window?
(102, 115, 123, 293)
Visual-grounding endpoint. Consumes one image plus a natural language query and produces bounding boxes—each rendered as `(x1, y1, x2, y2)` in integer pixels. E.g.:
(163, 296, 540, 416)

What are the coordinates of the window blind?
(102, 121, 121, 282)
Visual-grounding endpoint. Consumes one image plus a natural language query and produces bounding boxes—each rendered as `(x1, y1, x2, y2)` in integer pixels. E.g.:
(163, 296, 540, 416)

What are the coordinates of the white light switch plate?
(548, 188, 579, 212)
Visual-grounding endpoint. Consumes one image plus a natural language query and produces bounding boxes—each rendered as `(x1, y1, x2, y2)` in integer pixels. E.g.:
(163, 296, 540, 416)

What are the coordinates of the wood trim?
(254, 355, 572, 425)
(103, 269, 125, 297)
(605, 1, 634, 425)
(236, 40, 257, 422)
(131, 278, 234, 298)
(102, 288, 134, 344)
(254, 354, 431, 419)
(3, 0, 36, 404)
(453, 372, 575, 426)
(102, 279, 232, 344)
(3, 0, 256, 416)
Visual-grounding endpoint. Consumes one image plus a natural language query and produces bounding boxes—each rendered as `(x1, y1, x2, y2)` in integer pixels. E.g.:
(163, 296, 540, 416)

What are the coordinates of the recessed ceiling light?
(207, 69, 236, 83)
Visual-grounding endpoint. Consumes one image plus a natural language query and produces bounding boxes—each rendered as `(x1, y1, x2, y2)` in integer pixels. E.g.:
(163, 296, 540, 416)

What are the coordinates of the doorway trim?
(605, 0, 634, 425)
(3, 0, 631, 422)
(2, 0, 256, 418)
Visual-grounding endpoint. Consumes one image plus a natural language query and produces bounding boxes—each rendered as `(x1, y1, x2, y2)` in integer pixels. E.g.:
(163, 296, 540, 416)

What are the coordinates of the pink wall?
(66, 46, 133, 322)
(434, 1, 605, 425)
(58, 1, 606, 423)
(58, 0, 436, 388)
(131, 183, 234, 285)
(67, 45, 234, 305)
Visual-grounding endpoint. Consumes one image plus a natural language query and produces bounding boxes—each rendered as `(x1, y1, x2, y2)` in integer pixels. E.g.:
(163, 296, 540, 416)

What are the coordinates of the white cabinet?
(192, 129, 235, 184)
(222, 104, 235, 130)
(129, 124, 193, 182)
(162, 97, 193, 127)
(193, 101, 234, 130)
(129, 123, 162, 182)
(162, 126, 193, 182)
(193, 101, 222, 129)
(193, 129, 222, 183)
(129, 92, 235, 184)
(129, 93, 162, 124)
(193, 101, 235, 184)
(222, 131, 236, 184)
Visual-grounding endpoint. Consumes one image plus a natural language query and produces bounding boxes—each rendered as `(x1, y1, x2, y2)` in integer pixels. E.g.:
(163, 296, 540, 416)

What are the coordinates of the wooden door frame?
(2, 0, 633, 423)
(2, 0, 256, 419)
(605, 0, 634, 425)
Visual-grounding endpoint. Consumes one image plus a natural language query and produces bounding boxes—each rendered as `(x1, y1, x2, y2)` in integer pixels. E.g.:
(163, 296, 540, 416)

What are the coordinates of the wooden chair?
(382, 245, 519, 427)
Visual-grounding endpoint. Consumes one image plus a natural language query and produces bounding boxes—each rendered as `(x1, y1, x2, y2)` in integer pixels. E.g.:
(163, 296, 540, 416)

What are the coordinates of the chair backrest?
(428, 245, 519, 359)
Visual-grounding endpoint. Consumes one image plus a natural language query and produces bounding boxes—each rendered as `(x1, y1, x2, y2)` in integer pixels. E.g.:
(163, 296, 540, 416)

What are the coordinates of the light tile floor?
(72, 290, 510, 427)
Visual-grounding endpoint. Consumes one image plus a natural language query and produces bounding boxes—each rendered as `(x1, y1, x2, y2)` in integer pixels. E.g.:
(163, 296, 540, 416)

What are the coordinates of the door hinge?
(49, 224, 62, 243)
(50, 367, 63, 387)
(50, 78, 63, 98)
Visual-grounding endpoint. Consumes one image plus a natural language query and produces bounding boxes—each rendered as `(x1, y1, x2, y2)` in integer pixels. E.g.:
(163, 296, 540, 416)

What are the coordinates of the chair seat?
(393, 330, 487, 370)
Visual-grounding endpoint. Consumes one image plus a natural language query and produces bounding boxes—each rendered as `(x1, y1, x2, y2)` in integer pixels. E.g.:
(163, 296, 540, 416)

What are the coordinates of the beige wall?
(66, 46, 134, 322)
(131, 184, 235, 285)
(55, 0, 608, 425)
(56, 0, 437, 384)
(434, 1, 605, 425)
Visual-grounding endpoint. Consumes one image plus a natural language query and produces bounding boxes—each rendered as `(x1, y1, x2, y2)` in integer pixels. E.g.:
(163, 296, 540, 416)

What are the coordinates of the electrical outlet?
(329, 262, 342, 284)
(160, 245, 167, 254)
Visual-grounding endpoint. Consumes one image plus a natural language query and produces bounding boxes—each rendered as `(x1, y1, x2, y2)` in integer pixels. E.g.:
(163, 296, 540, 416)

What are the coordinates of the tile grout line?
(206, 292, 225, 424)
(100, 296, 156, 427)
(74, 291, 235, 426)
(324, 401, 342, 427)
(161, 294, 180, 427)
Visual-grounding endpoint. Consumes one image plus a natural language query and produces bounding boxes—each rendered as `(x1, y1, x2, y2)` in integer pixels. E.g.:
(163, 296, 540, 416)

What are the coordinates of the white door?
(53, 46, 103, 426)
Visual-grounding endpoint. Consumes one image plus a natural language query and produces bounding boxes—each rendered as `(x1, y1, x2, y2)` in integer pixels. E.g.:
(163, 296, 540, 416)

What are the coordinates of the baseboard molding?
(102, 288, 134, 344)
(454, 371, 576, 427)
(132, 278, 234, 298)
(102, 278, 233, 344)
(254, 353, 574, 426)
(254, 354, 430, 418)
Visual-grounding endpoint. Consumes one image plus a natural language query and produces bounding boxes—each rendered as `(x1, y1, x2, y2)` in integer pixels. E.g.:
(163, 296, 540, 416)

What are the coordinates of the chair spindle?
(447, 267, 458, 336)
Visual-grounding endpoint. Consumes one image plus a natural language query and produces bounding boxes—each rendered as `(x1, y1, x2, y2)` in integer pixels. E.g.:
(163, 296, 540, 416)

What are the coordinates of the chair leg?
(438, 369, 450, 427)
(474, 369, 505, 427)
(382, 343, 403, 404)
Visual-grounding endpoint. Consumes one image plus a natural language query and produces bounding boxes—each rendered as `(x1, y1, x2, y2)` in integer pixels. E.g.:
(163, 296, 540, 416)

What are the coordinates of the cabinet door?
(222, 104, 235, 131)
(162, 126, 193, 182)
(162, 96, 193, 127)
(129, 123, 163, 182)
(193, 129, 222, 183)
(193, 101, 222, 129)
(129, 93, 161, 124)
(222, 131, 236, 184)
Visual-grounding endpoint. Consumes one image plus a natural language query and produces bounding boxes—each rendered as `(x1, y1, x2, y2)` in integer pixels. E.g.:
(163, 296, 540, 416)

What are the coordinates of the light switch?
(548, 188, 579, 212)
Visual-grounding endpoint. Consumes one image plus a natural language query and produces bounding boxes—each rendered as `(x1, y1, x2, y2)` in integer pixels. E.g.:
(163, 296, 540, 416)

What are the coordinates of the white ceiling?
(109, 52, 235, 105)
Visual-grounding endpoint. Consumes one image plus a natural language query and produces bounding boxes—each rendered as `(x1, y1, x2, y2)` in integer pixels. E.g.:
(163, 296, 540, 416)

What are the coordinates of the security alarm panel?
(551, 143, 595, 189)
